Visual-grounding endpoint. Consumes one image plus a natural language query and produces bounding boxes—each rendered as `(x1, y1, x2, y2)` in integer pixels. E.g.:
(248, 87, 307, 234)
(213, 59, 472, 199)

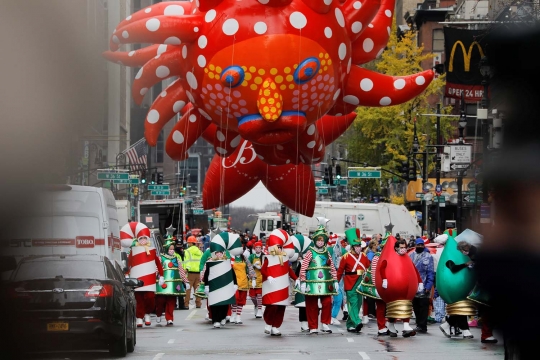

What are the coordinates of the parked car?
(6, 255, 142, 357)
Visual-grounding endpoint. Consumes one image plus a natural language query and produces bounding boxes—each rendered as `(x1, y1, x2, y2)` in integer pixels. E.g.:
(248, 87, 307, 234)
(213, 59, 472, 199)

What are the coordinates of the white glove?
(295, 279, 300, 288)
(382, 279, 388, 289)
(300, 282, 307, 293)
(185, 283, 191, 291)
(417, 283, 424, 293)
(158, 276, 165, 286)
(252, 279, 257, 288)
(204, 286, 210, 295)
(253, 264, 261, 269)
(334, 281, 339, 291)
(267, 276, 275, 284)
(233, 284, 238, 291)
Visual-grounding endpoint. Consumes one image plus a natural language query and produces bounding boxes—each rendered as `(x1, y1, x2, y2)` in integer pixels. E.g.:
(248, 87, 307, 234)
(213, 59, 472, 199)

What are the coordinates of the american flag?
(124, 138, 148, 175)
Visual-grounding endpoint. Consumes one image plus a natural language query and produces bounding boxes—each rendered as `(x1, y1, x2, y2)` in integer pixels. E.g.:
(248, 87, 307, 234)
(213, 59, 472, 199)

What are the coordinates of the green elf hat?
(345, 228, 362, 246)
(311, 225, 329, 243)
(163, 239, 176, 249)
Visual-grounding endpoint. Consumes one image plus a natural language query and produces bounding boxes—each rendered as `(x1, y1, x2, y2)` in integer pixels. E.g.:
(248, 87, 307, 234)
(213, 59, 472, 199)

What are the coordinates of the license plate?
(47, 322, 69, 331)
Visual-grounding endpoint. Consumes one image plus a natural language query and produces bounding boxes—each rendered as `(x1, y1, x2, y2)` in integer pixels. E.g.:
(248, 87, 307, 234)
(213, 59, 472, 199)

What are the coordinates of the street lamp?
(479, 56, 493, 204)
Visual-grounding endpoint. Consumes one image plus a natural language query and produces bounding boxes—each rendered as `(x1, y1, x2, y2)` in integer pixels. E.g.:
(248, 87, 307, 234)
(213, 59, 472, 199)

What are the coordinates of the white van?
(115, 199, 131, 229)
(3, 185, 122, 267)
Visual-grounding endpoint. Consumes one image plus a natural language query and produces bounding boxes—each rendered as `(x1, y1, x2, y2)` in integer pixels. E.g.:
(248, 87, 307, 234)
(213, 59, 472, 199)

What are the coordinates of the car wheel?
(127, 315, 135, 353)
(109, 321, 128, 357)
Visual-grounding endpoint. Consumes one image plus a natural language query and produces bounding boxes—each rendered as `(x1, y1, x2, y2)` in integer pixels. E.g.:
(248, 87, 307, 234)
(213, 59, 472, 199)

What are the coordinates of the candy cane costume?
(120, 222, 164, 327)
(261, 229, 297, 336)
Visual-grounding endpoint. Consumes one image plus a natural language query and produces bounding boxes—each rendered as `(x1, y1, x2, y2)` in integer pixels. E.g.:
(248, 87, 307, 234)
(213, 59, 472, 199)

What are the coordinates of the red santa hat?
(253, 241, 263, 248)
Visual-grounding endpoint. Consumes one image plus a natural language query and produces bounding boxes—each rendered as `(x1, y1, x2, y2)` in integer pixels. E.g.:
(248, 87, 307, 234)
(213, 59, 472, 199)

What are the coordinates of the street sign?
(450, 145, 472, 163)
(113, 178, 140, 184)
(450, 163, 469, 170)
(97, 172, 129, 180)
(151, 190, 170, 196)
(315, 180, 323, 187)
(338, 179, 348, 186)
(415, 193, 424, 199)
(318, 188, 329, 194)
(348, 168, 381, 179)
(434, 196, 446, 203)
(291, 215, 298, 223)
(193, 209, 205, 215)
(148, 184, 170, 191)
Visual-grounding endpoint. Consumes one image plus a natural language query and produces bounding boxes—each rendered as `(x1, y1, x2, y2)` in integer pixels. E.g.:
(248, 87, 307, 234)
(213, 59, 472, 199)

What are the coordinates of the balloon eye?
(220, 66, 245, 88)
(294, 57, 320, 84)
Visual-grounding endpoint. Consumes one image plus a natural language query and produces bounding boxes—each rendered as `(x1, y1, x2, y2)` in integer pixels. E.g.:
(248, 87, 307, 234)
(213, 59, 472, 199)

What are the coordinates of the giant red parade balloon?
(104, 0, 433, 216)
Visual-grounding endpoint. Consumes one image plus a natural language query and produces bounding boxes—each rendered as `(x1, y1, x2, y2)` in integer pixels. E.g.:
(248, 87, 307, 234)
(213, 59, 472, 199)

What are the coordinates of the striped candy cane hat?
(267, 229, 288, 248)
(210, 232, 243, 257)
(120, 222, 150, 248)
(291, 234, 313, 258)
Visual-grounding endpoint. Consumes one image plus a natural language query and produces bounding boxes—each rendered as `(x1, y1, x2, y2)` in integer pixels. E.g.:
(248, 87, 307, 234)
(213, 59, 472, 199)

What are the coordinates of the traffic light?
(133, 186, 139, 196)
(157, 172, 164, 184)
(182, 180, 187, 191)
(141, 171, 147, 184)
(151, 173, 156, 185)
(323, 168, 330, 185)
(408, 160, 416, 181)
(335, 164, 341, 179)
(401, 161, 409, 180)
(328, 165, 334, 186)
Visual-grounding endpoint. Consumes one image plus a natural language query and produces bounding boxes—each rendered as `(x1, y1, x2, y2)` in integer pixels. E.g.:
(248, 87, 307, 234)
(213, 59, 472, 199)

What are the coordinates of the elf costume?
(120, 222, 164, 327)
(299, 218, 338, 334)
(337, 228, 371, 333)
(291, 234, 313, 332)
(248, 241, 264, 318)
(231, 254, 249, 324)
(155, 239, 189, 325)
(261, 229, 298, 336)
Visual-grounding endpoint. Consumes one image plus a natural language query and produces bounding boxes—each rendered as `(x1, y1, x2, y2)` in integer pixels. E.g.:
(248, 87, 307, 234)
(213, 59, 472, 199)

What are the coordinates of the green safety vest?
(183, 245, 203, 272)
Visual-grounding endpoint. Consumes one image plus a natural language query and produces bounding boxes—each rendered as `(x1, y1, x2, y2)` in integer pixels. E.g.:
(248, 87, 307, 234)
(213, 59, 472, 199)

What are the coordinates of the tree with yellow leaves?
(340, 21, 453, 199)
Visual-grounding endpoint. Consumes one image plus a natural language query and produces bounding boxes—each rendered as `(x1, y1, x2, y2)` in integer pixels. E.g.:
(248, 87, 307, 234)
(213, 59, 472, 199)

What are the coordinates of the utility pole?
(435, 103, 442, 234)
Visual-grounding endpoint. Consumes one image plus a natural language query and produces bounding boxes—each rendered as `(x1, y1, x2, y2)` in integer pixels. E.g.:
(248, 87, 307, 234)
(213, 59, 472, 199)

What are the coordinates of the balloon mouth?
(237, 111, 307, 145)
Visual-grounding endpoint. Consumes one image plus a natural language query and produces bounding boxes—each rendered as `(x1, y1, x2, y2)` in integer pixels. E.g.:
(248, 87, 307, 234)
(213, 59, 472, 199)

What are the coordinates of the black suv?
(6, 255, 142, 357)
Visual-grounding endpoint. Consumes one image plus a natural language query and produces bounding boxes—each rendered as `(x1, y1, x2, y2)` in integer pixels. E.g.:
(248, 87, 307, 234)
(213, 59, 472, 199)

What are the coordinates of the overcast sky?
(230, 182, 279, 209)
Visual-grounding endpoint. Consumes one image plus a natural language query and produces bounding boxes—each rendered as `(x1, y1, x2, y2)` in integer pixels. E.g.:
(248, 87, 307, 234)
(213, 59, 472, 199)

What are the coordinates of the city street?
(27, 304, 503, 360)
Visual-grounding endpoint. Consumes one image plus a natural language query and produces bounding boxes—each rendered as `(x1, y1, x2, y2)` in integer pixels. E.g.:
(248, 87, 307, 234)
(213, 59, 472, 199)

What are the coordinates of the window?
(432, 29, 444, 52)
(260, 220, 266, 231)
(267, 220, 274, 231)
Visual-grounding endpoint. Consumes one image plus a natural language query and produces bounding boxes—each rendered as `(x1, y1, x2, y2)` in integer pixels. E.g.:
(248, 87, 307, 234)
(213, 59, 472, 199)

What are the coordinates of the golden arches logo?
(448, 41, 485, 72)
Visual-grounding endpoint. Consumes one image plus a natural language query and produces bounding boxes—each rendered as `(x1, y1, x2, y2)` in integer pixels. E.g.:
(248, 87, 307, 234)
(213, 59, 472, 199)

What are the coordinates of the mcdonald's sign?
(444, 28, 487, 101)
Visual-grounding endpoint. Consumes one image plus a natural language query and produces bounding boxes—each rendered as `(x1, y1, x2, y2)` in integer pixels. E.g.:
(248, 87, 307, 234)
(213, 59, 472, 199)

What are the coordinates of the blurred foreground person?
(477, 25, 540, 360)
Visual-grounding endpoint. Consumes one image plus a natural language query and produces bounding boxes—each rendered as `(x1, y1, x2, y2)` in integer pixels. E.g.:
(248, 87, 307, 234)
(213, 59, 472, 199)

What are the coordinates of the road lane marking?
(347, 338, 354, 342)
(358, 352, 370, 359)
(153, 353, 164, 360)
(168, 339, 175, 344)
(186, 310, 197, 320)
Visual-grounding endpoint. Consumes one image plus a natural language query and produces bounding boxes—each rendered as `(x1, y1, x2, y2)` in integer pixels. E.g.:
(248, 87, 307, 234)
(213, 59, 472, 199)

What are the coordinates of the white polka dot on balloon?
(333, 89, 341, 100)
(160, 91, 167, 98)
(144, 7, 152, 13)
(289, 12, 307, 30)
(258, 0, 269, 4)
(222, 19, 239, 35)
(172, 131, 184, 144)
(216, 131, 226, 142)
(182, 45, 187, 59)
(318, 143, 324, 151)
(156, 66, 170, 78)
(254, 22, 267, 34)
(135, 68, 143, 80)
(360, 78, 373, 91)
(387, 26, 391, 35)
(128, 51, 135, 57)
(198, 108, 212, 120)
(307, 124, 316, 135)
(416, 76, 426, 85)
(186, 91, 195, 104)
(122, 31, 129, 39)
(324, 27, 333, 38)
(146, 18, 160, 32)
(335, 8, 345, 27)
(198, 35, 208, 49)
(165, 36, 181, 45)
(324, 0, 332, 5)
(126, 15, 132, 21)
(380, 97, 391, 106)
(197, 55, 206, 67)
(205, 9, 216, 22)
(164, 4, 184, 15)
(140, 88, 148, 96)
(394, 79, 406, 90)
(343, 95, 359, 105)
(216, 147, 228, 155)
(112, 35, 120, 44)
(363, 38, 374, 52)
(186, 72, 198, 89)
(173, 101, 186, 113)
(230, 135, 241, 148)
(147, 110, 160, 124)
(385, 9, 392, 17)
(353, 1, 362, 9)
(338, 43, 347, 60)
(157, 45, 168, 56)
(189, 114, 197, 123)
(351, 21, 362, 34)
(307, 141, 316, 149)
